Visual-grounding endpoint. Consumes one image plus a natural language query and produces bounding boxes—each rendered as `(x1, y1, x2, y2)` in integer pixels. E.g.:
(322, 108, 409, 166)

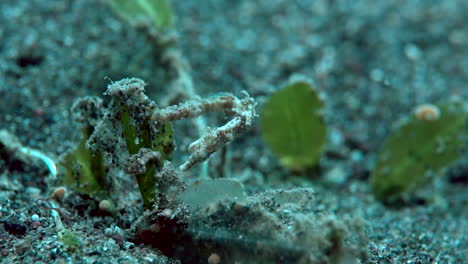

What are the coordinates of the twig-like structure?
(152, 92, 257, 171)
(161, 49, 211, 177)
(0, 129, 57, 179)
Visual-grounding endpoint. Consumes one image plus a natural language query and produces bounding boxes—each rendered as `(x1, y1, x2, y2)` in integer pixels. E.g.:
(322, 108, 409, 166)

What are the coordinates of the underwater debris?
(58, 228, 81, 249)
(61, 79, 175, 209)
(414, 103, 441, 121)
(371, 101, 468, 202)
(261, 77, 327, 170)
(0, 129, 56, 178)
(104, 78, 174, 209)
(51, 186, 67, 201)
(149, 186, 368, 264)
(106, 0, 173, 33)
(107, 0, 213, 179)
(180, 178, 247, 210)
(152, 92, 257, 171)
(207, 253, 221, 264)
(54, 77, 367, 263)
(60, 97, 109, 200)
(60, 78, 255, 210)
(98, 199, 115, 213)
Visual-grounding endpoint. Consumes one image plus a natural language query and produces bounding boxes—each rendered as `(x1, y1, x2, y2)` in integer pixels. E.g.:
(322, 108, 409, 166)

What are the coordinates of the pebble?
(370, 68, 384, 82)
(99, 200, 112, 211)
(325, 166, 348, 184)
(104, 228, 114, 237)
(52, 186, 67, 200)
(329, 128, 344, 146)
(449, 30, 466, 45)
(25, 187, 41, 196)
(31, 214, 39, 222)
(31, 221, 41, 229)
(350, 150, 364, 163)
(124, 242, 135, 250)
(404, 43, 422, 60)
(208, 253, 221, 264)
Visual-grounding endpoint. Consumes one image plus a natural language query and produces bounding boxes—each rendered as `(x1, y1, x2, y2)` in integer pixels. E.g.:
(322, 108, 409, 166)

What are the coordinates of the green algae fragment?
(261, 80, 327, 170)
(60, 97, 109, 200)
(61, 126, 108, 200)
(371, 102, 468, 202)
(107, 0, 173, 32)
(59, 229, 81, 248)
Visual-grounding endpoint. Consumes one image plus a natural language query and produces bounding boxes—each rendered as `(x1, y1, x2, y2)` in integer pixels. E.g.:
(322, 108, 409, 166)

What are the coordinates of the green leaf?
(261, 80, 327, 170)
(371, 102, 468, 201)
(59, 229, 81, 248)
(107, 0, 173, 32)
(60, 127, 108, 200)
